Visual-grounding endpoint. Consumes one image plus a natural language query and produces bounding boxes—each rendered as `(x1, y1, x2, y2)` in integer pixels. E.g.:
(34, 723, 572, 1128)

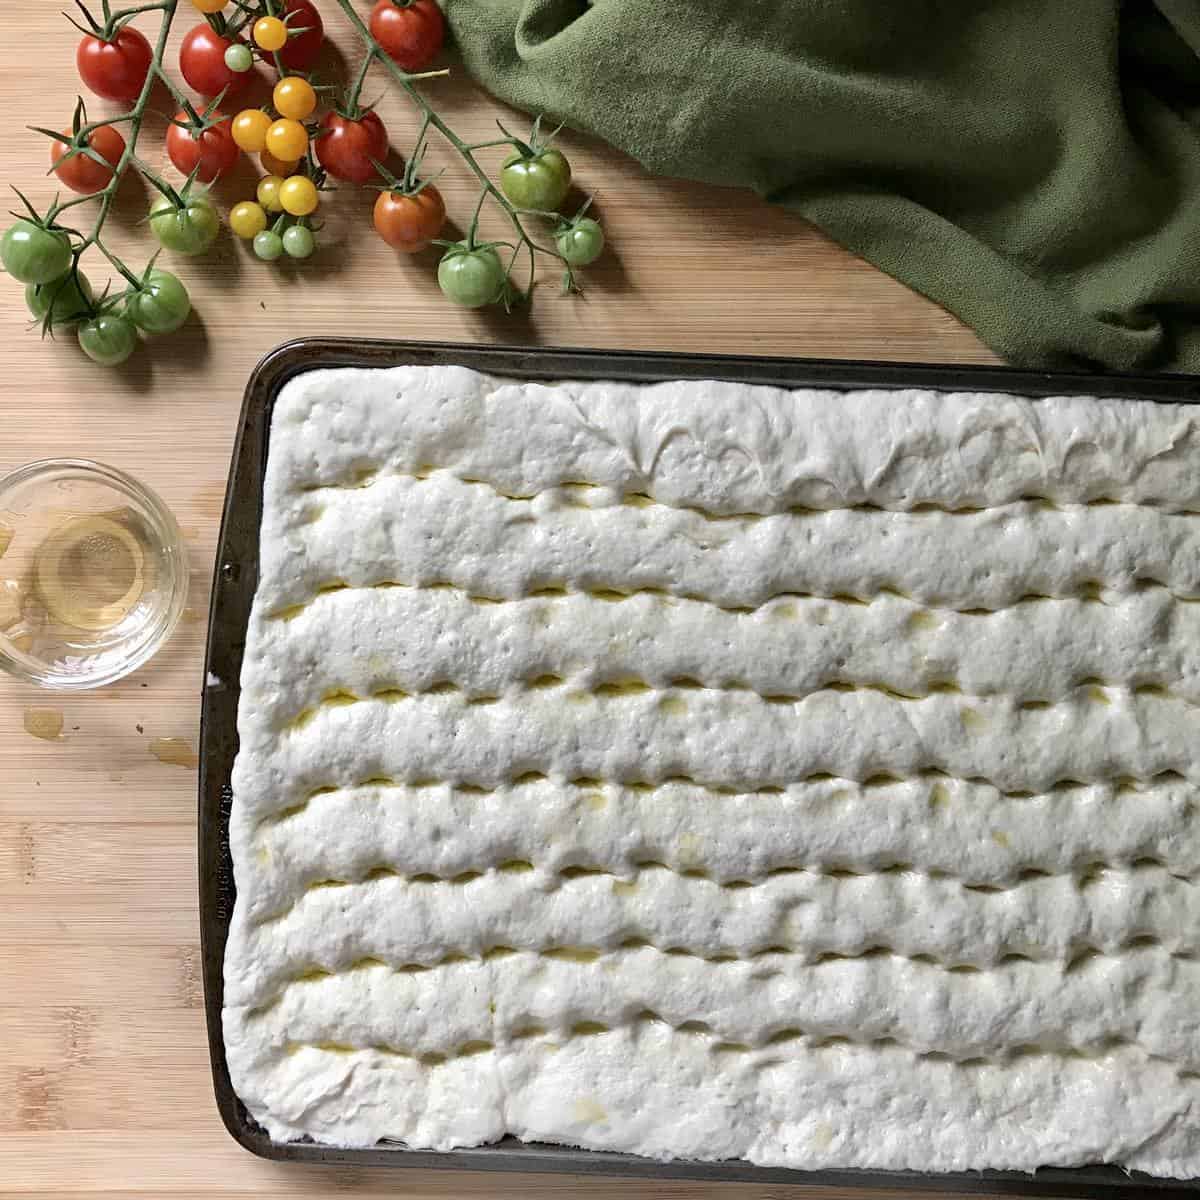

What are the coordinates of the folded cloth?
(444, 0, 1200, 372)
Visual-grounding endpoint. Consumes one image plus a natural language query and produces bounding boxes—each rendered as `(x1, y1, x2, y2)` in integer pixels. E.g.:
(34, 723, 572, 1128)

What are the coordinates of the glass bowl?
(0, 459, 188, 689)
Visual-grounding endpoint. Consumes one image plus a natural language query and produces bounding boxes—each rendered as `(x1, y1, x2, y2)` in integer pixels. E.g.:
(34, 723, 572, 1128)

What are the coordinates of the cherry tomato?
(437, 242, 505, 309)
(51, 124, 126, 195)
(148, 191, 220, 256)
(257, 175, 285, 213)
(314, 110, 387, 184)
(283, 225, 315, 259)
(230, 201, 268, 239)
(370, 0, 445, 71)
(76, 26, 152, 103)
(374, 185, 445, 253)
(501, 148, 571, 211)
(224, 43, 253, 73)
(126, 269, 190, 334)
(166, 109, 238, 183)
(274, 77, 316, 121)
(260, 149, 298, 177)
(191, 0, 227, 11)
(78, 312, 138, 366)
(180, 24, 250, 98)
(253, 230, 283, 261)
(556, 217, 604, 266)
(253, 17, 288, 51)
(1, 221, 73, 285)
(278, 0, 324, 71)
(265, 118, 308, 163)
(279, 175, 319, 216)
(26, 271, 93, 327)
(232, 109, 272, 154)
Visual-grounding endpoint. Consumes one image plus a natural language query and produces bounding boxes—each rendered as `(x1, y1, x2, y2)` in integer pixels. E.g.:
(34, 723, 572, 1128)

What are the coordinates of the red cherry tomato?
(278, 0, 325, 71)
(374, 184, 446, 253)
(369, 0, 445, 71)
(51, 124, 127, 195)
(314, 110, 388, 184)
(165, 109, 239, 183)
(76, 26, 153, 103)
(179, 24, 250, 98)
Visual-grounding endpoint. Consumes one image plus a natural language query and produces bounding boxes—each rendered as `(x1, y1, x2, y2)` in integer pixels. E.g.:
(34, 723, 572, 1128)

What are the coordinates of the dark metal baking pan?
(201, 338, 1200, 1195)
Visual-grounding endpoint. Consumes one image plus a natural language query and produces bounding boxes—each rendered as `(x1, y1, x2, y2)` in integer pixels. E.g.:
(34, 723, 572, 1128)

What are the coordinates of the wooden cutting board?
(0, 5, 1000, 1198)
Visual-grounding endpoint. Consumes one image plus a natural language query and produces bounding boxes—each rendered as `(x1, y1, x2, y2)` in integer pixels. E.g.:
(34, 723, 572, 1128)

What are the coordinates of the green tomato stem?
(105, 1, 170, 37)
(48, 0, 178, 252)
(466, 186, 488, 250)
(96, 243, 141, 288)
(36, 0, 179, 319)
(345, 49, 377, 118)
(152, 58, 193, 111)
(332, 0, 575, 292)
(464, 138, 521, 153)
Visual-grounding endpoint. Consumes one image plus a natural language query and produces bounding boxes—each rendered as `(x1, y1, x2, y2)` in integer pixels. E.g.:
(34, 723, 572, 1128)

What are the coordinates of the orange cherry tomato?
(273, 76, 317, 120)
(373, 184, 445, 253)
(232, 109, 272, 154)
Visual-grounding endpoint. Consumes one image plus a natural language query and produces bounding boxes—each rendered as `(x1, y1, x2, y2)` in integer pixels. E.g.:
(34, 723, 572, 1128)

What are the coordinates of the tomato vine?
(1, 0, 605, 365)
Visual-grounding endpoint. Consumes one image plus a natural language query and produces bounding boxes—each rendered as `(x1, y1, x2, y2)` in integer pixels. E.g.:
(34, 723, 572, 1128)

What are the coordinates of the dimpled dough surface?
(224, 365, 1200, 1176)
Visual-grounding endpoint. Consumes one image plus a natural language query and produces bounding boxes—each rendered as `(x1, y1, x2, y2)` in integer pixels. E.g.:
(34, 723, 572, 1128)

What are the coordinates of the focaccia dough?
(225, 366, 1200, 1177)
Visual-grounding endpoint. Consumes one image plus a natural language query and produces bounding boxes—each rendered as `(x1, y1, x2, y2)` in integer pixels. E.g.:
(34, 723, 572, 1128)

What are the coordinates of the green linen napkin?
(444, 0, 1200, 372)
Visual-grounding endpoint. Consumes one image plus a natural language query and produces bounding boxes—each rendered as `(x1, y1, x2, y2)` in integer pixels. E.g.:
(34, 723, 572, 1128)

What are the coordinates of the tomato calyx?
(32, 98, 125, 185)
(553, 194, 595, 234)
(125, 251, 166, 298)
(64, 0, 145, 45)
(435, 234, 523, 312)
(201, 10, 230, 37)
(27, 262, 99, 339)
(169, 93, 230, 140)
(553, 195, 602, 246)
(7, 188, 82, 266)
(205, 2, 314, 43)
(495, 114, 563, 166)
(143, 166, 210, 223)
(370, 130, 435, 200)
(331, 90, 380, 125)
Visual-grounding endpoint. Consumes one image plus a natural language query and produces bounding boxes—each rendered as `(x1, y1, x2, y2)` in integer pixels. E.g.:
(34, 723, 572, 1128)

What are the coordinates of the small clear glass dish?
(0, 459, 187, 690)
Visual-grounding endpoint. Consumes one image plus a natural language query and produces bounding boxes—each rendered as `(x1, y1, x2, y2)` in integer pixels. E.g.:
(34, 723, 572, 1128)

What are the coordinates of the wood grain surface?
(0, 4, 1008, 1198)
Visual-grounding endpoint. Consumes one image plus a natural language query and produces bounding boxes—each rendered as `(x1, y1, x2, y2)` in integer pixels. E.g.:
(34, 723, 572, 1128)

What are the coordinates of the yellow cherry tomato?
(257, 175, 285, 213)
(265, 118, 308, 163)
(279, 175, 319, 217)
(260, 149, 298, 177)
(191, 0, 226, 12)
(229, 201, 268, 240)
(253, 16, 288, 51)
(231, 109, 272, 154)
(273, 77, 317, 121)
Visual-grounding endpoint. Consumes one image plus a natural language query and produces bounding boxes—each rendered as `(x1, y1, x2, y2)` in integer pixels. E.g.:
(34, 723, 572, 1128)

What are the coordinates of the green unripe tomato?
(253, 230, 284, 261)
(26, 271, 93, 326)
(78, 312, 138, 366)
(555, 217, 604, 267)
(437, 242, 505, 308)
(282, 225, 315, 259)
(149, 192, 220, 256)
(500, 148, 571, 211)
(225, 43, 254, 72)
(126, 269, 191, 334)
(2, 220, 73, 284)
